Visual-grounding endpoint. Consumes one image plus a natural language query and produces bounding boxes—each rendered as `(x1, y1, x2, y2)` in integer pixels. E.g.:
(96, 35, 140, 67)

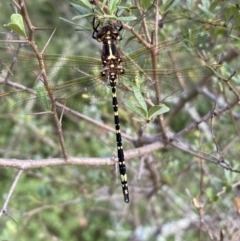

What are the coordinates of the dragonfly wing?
(0, 46, 103, 87)
(43, 55, 102, 85)
(0, 88, 51, 114)
(121, 23, 231, 102)
(51, 75, 112, 113)
(0, 46, 109, 114)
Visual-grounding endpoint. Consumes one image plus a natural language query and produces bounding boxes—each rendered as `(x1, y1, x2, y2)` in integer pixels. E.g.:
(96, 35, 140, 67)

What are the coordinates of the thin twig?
(0, 169, 24, 220)
(18, 0, 68, 158)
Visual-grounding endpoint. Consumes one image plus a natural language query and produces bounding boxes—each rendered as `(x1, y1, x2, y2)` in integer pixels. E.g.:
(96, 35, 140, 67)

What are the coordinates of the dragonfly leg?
(92, 17, 100, 39)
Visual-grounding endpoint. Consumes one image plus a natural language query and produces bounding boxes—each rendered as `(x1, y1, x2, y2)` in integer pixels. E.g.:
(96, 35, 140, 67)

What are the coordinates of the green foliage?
(161, 0, 180, 13)
(70, 0, 137, 22)
(123, 85, 170, 123)
(0, 0, 240, 241)
(4, 13, 27, 38)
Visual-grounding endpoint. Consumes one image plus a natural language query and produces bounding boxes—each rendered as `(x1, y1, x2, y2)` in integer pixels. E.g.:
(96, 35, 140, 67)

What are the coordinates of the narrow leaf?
(77, 0, 94, 9)
(162, 0, 180, 13)
(59, 17, 92, 30)
(70, 3, 89, 15)
(72, 13, 95, 21)
(135, 106, 148, 118)
(148, 104, 170, 120)
(109, 0, 119, 15)
(117, 16, 137, 21)
(132, 85, 148, 113)
(122, 99, 147, 118)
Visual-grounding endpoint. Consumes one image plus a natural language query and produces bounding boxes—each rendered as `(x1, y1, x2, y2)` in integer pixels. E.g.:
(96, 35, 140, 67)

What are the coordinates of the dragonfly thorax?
(95, 25, 124, 82)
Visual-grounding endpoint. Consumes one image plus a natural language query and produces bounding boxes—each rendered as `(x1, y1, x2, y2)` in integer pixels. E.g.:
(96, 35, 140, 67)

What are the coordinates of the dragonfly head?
(95, 25, 122, 43)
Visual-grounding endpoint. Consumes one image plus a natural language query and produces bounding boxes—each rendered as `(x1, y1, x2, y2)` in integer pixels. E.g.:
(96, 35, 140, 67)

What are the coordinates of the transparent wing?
(0, 47, 108, 114)
(0, 23, 232, 114)
(0, 46, 103, 86)
(123, 23, 231, 100)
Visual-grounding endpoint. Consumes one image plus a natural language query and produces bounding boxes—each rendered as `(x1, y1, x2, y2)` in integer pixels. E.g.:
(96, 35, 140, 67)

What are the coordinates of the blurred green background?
(1, 0, 240, 241)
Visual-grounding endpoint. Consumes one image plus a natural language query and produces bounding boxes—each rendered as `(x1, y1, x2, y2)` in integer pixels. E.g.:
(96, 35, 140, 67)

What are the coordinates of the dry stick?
(41, 28, 57, 54)
(90, 0, 106, 15)
(150, 0, 168, 140)
(3, 44, 24, 84)
(122, 23, 153, 50)
(134, 0, 151, 43)
(18, 0, 68, 159)
(11, 0, 21, 10)
(0, 169, 24, 219)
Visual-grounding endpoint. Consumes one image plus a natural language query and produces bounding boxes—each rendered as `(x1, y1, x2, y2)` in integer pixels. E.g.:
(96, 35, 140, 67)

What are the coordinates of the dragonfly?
(0, 18, 232, 203)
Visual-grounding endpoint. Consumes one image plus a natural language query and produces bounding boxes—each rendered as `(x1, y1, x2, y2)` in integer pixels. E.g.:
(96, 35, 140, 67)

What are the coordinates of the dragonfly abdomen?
(111, 82, 129, 203)
(93, 19, 130, 203)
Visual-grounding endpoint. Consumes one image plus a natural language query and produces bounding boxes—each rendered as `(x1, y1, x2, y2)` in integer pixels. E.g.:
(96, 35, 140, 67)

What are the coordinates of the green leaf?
(70, 3, 89, 15)
(224, 5, 239, 22)
(116, 5, 132, 12)
(109, 0, 120, 15)
(132, 85, 148, 113)
(206, 64, 235, 82)
(59, 17, 92, 30)
(148, 104, 170, 120)
(211, 195, 219, 202)
(197, 4, 215, 19)
(122, 100, 147, 118)
(131, 117, 147, 123)
(74, 26, 92, 31)
(139, 0, 153, 10)
(209, 0, 218, 11)
(186, 0, 192, 10)
(117, 16, 137, 21)
(76, 0, 94, 10)
(135, 106, 148, 118)
(224, 184, 232, 193)
(161, 0, 180, 13)
(100, 14, 118, 20)
(4, 14, 27, 38)
(72, 13, 95, 21)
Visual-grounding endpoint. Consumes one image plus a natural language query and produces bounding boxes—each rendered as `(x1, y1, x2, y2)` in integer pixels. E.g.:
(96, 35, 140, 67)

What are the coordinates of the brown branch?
(18, 0, 68, 159)
(0, 169, 24, 219)
(0, 141, 165, 169)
